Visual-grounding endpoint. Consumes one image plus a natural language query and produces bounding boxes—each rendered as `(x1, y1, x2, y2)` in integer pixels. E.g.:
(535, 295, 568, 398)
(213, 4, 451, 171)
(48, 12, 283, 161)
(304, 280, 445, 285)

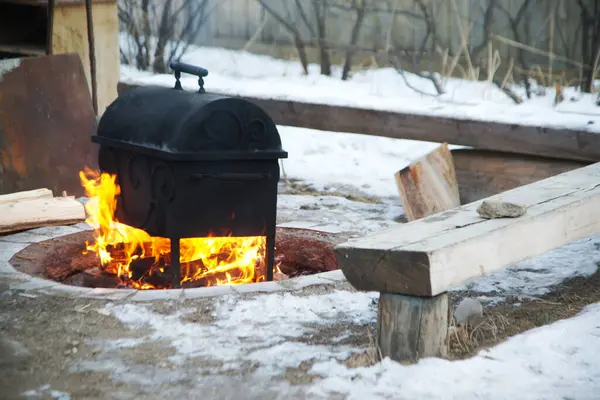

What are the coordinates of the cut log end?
(377, 292, 449, 362)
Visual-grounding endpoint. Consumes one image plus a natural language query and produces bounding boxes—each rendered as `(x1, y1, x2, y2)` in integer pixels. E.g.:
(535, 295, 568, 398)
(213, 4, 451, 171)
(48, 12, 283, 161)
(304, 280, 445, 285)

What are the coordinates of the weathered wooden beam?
(118, 81, 600, 162)
(451, 149, 590, 204)
(335, 162, 600, 297)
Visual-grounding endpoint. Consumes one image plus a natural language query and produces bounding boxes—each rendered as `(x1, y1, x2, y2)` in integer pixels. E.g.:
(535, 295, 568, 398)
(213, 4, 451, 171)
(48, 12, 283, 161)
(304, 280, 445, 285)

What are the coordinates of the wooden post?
(379, 144, 459, 363)
(378, 292, 449, 362)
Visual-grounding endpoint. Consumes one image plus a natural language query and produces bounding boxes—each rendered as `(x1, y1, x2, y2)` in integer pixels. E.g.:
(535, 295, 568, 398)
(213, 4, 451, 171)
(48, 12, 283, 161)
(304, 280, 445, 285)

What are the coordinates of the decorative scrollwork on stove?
(197, 110, 243, 151)
(246, 118, 268, 150)
(117, 154, 152, 229)
(146, 161, 176, 234)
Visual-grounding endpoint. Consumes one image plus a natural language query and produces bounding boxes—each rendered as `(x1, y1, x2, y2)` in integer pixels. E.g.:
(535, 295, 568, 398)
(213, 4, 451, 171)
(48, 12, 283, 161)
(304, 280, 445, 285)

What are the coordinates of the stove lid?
(94, 85, 288, 161)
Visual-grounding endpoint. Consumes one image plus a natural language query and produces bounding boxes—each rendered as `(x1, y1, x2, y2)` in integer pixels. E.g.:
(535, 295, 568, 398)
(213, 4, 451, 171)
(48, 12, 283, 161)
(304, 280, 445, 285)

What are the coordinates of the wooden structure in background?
(0, 0, 119, 114)
(451, 149, 590, 204)
(0, 54, 98, 196)
(118, 82, 600, 163)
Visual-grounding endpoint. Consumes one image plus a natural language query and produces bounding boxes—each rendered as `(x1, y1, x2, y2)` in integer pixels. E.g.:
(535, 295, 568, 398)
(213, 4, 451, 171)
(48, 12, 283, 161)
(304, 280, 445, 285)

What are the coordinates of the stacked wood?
(0, 189, 85, 234)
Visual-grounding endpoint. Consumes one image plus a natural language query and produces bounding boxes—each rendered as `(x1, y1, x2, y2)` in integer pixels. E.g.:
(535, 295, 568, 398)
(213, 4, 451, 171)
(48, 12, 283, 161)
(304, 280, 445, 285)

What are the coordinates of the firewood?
(0, 190, 85, 234)
(394, 143, 460, 221)
(0, 189, 53, 204)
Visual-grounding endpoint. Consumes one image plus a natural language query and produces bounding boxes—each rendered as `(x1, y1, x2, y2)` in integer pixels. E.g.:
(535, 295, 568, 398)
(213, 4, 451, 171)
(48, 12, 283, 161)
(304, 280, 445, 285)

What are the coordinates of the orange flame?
(78, 167, 267, 289)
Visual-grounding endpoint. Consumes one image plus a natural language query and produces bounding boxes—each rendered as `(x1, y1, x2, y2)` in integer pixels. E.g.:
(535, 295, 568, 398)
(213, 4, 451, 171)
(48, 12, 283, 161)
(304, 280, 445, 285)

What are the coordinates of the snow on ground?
(120, 42, 600, 132)
(309, 304, 600, 399)
(278, 125, 463, 199)
(274, 122, 600, 303)
(96, 41, 600, 397)
(82, 287, 600, 400)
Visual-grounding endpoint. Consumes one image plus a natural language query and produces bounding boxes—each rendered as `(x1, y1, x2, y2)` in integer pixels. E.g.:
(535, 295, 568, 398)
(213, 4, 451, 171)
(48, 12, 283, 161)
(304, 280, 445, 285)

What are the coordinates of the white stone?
(277, 221, 319, 230)
(27, 225, 82, 238)
(231, 281, 283, 294)
(454, 297, 484, 325)
(78, 288, 136, 301)
(0, 242, 28, 262)
(10, 278, 57, 291)
(476, 200, 527, 219)
(131, 289, 184, 302)
(182, 285, 234, 299)
(283, 275, 323, 290)
(316, 270, 346, 282)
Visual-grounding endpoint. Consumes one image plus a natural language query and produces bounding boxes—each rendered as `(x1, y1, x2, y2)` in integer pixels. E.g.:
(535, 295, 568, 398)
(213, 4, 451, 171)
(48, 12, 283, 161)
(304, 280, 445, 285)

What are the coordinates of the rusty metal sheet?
(0, 53, 98, 197)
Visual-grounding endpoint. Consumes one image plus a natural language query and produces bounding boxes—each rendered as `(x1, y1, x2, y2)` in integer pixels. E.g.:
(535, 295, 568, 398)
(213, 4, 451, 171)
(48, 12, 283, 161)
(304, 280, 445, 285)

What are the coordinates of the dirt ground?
(2, 265, 600, 399)
(0, 279, 371, 400)
(448, 266, 600, 359)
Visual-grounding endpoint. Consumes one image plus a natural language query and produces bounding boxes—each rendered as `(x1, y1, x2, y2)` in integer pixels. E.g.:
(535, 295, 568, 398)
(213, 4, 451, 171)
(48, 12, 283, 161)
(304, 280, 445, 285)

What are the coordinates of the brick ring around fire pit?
(1, 225, 347, 302)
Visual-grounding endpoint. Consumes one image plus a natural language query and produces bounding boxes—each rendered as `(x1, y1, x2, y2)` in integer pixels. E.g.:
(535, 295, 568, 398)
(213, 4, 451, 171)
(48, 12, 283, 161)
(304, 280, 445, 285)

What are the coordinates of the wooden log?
(0, 189, 53, 204)
(451, 149, 590, 204)
(117, 81, 600, 162)
(0, 195, 86, 234)
(395, 143, 460, 218)
(378, 292, 449, 362)
(335, 161, 600, 297)
(374, 143, 459, 363)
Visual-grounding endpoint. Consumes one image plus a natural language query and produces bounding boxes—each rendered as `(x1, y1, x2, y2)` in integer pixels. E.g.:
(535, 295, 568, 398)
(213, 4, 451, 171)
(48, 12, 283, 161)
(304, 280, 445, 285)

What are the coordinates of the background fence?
(190, 0, 581, 70)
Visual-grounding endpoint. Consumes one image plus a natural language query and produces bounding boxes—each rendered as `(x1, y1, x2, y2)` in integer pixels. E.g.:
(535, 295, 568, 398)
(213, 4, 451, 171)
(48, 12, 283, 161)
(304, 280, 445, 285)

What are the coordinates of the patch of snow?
(278, 125, 462, 199)
(120, 43, 600, 133)
(277, 194, 402, 237)
(456, 235, 600, 297)
(307, 303, 600, 400)
(102, 290, 377, 377)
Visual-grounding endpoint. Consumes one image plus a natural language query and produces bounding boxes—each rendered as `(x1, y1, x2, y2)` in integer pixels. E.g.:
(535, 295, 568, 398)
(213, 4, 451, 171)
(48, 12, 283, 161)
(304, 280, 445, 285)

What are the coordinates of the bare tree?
(119, 0, 215, 74)
(576, 0, 600, 92)
(469, 0, 499, 65)
(388, 0, 445, 95)
(496, 0, 533, 98)
(312, 0, 332, 76)
(255, 0, 311, 74)
(341, 0, 367, 81)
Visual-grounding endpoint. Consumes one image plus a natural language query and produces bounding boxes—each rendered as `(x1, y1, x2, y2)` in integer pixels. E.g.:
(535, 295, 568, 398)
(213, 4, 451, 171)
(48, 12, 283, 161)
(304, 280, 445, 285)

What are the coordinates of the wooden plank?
(52, 0, 119, 114)
(335, 162, 600, 297)
(0, 188, 52, 204)
(118, 81, 600, 162)
(377, 292, 449, 362)
(451, 149, 590, 204)
(0, 196, 85, 234)
(395, 143, 460, 218)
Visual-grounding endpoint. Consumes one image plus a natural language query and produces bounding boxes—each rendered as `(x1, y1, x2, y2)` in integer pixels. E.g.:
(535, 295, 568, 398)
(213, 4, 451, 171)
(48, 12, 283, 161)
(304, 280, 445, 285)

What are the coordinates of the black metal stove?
(92, 62, 288, 288)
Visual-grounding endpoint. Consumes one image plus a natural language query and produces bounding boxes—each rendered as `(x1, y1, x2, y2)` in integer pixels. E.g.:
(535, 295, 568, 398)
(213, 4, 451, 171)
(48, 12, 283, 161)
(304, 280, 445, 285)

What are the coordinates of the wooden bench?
(334, 162, 600, 363)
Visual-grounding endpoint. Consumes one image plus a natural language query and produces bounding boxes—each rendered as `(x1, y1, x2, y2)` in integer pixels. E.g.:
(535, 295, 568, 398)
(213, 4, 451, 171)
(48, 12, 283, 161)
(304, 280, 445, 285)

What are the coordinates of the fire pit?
(78, 62, 288, 290)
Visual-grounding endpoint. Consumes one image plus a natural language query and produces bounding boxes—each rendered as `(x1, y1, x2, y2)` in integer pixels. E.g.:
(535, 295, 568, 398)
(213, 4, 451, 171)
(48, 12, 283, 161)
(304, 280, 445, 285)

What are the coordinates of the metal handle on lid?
(169, 61, 209, 93)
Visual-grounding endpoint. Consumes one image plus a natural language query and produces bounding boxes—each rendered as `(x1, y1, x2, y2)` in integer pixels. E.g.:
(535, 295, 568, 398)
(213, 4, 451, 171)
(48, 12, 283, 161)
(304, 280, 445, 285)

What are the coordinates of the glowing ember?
(79, 167, 268, 289)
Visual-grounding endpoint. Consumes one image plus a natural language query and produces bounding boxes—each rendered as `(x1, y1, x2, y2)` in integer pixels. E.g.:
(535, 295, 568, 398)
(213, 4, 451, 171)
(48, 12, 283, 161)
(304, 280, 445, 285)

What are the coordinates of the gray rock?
(454, 298, 483, 325)
(476, 200, 527, 219)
